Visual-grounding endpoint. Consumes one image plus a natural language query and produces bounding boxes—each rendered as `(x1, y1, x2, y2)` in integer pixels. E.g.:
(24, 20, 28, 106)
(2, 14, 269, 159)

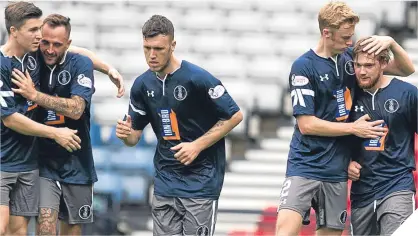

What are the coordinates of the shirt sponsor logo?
(159, 108, 180, 140)
(364, 123, 388, 151)
(333, 87, 352, 121)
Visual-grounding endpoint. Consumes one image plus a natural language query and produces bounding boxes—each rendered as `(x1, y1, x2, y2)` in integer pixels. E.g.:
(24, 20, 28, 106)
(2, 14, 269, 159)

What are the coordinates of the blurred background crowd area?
(1, 0, 417, 235)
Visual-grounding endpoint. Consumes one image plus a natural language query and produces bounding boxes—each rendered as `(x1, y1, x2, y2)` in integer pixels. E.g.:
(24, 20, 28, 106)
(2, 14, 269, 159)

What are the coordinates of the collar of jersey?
(155, 60, 183, 81)
(59, 50, 68, 65)
(0, 46, 27, 62)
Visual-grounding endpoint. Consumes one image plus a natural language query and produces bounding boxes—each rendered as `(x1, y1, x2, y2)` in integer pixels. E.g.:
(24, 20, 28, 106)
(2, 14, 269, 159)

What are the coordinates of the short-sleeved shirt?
(128, 60, 240, 199)
(286, 48, 358, 182)
(37, 52, 97, 184)
(350, 78, 417, 208)
(0, 50, 42, 172)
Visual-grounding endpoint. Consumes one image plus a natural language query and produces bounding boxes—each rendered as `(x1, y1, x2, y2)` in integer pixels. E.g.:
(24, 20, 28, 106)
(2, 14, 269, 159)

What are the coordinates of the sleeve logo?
(291, 75, 309, 86)
(208, 85, 225, 99)
(0, 80, 14, 107)
(290, 89, 314, 107)
(77, 74, 92, 88)
(58, 70, 71, 85)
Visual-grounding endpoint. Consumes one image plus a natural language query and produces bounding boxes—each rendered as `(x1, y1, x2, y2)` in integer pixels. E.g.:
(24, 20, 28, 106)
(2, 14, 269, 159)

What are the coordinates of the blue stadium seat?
(120, 175, 149, 204)
(109, 147, 155, 178)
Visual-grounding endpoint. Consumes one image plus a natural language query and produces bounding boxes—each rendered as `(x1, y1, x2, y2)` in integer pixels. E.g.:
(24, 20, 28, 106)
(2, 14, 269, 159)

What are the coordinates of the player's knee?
(316, 227, 343, 236)
(7, 225, 27, 236)
(0, 226, 7, 236)
(276, 209, 303, 236)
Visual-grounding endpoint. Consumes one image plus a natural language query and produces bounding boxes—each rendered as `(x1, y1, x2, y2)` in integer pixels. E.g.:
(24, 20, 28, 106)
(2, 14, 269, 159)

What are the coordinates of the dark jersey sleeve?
(128, 79, 149, 130)
(1, 57, 17, 118)
(70, 56, 95, 106)
(408, 87, 418, 133)
(193, 72, 240, 120)
(289, 58, 316, 117)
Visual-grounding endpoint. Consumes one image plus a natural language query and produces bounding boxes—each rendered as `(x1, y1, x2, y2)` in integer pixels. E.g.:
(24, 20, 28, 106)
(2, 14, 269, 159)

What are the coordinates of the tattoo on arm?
(34, 93, 86, 120)
(202, 120, 225, 137)
(38, 207, 58, 235)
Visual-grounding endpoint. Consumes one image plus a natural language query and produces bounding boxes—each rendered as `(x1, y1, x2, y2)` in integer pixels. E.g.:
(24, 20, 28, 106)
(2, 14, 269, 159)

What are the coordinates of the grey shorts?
(0, 169, 39, 216)
(39, 177, 94, 224)
(152, 195, 218, 236)
(351, 190, 415, 236)
(278, 176, 348, 230)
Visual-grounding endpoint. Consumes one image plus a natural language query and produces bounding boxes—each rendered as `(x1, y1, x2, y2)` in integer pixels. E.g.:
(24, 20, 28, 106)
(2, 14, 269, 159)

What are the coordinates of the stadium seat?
(211, 0, 254, 11)
(96, 7, 143, 30)
(191, 34, 233, 55)
(233, 35, 280, 57)
(116, 52, 148, 76)
(222, 80, 255, 110)
(202, 55, 247, 79)
(253, 83, 283, 114)
(224, 10, 266, 33)
(70, 28, 96, 50)
(180, 10, 225, 33)
(92, 99, 129, 126)
(280, 38, 318, 60)
(95, 171, 123, 202)
(97, 31, 142, 51)
(93, 147, 110, 171)
(110, 147, 155, 178)
(266, 14, 314, 35)
(120, 175, 149, 204)
(246, 56, 291, 85)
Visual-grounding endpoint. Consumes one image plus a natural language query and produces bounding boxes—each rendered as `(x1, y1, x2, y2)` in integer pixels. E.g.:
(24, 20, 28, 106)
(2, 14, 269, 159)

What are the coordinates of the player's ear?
(323, 28, 332, 39)
(171, 39, 176, 52)
(10, 26, 17, 37)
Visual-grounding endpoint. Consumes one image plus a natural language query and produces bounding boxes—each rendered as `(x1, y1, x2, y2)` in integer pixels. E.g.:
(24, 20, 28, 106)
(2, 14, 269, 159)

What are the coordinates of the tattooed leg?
(37, 208, 58, 235)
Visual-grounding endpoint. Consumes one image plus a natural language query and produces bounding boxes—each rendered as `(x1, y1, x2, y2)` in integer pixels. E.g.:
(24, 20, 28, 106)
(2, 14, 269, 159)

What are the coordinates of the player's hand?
(116, 115, 132, 140)
(360, 35, 394, 55)
(108, 67, 125, 98)
(171, 142, 202, 165)
(352, 114, 388, 139)
(11, 69, 37, 101)
(348, 161, 362, 181)
(53, 128, 81, 153)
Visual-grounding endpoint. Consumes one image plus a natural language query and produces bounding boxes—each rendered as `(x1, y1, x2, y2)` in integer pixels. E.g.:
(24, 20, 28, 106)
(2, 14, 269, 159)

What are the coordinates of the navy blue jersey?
(128, 60, 240, 199)
(37, 52, 97, 184)
(287, 49, 358, 182)
(0, 50, 42, 172)
(350, 78, 417, 208)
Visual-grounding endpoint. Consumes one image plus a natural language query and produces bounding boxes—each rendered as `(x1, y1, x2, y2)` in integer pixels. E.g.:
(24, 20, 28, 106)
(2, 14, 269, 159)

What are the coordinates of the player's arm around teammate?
(69, 45, 125, 97)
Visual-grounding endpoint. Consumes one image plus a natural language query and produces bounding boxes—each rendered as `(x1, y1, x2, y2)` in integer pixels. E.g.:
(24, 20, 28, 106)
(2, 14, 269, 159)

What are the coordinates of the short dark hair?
(43, 14, 71, 38)
(142, 15, 174, 40)
(5, 1, 42, 34)
(353, 37, 391, 64)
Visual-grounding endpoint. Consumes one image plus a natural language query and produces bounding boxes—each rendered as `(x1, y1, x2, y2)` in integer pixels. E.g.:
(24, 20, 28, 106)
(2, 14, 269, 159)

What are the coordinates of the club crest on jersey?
(174, 85, 187, 101)
(196, 225, 209, 236)
(384, 99, 399, 113)
(208, 85, 225, 99)
(78, 205, 92, 220)
(27, 56, 37, 71)
(345, 60, 355, 75)
(58, 70, 71, 85)
(77, 74, 92, 88)
(291, 74, 309, 86)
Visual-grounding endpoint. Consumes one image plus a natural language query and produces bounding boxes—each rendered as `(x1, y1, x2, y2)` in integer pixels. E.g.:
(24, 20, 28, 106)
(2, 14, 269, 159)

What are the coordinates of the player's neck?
(3, 38, 26, 59)
(156, 55, 181, 80)
(315, 38, 338, 58)
(365, 75, 391, 93)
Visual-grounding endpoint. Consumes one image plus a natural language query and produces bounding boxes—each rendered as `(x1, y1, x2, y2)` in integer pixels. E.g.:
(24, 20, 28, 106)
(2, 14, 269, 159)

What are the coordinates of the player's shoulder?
(132, 70, 153, 90)
(0, 55, 12, 72)
(393, 78, 418, 96)
(68, 52, 93, 67)
(181, 60, 217, 83)
(291, 50, 316, 70)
